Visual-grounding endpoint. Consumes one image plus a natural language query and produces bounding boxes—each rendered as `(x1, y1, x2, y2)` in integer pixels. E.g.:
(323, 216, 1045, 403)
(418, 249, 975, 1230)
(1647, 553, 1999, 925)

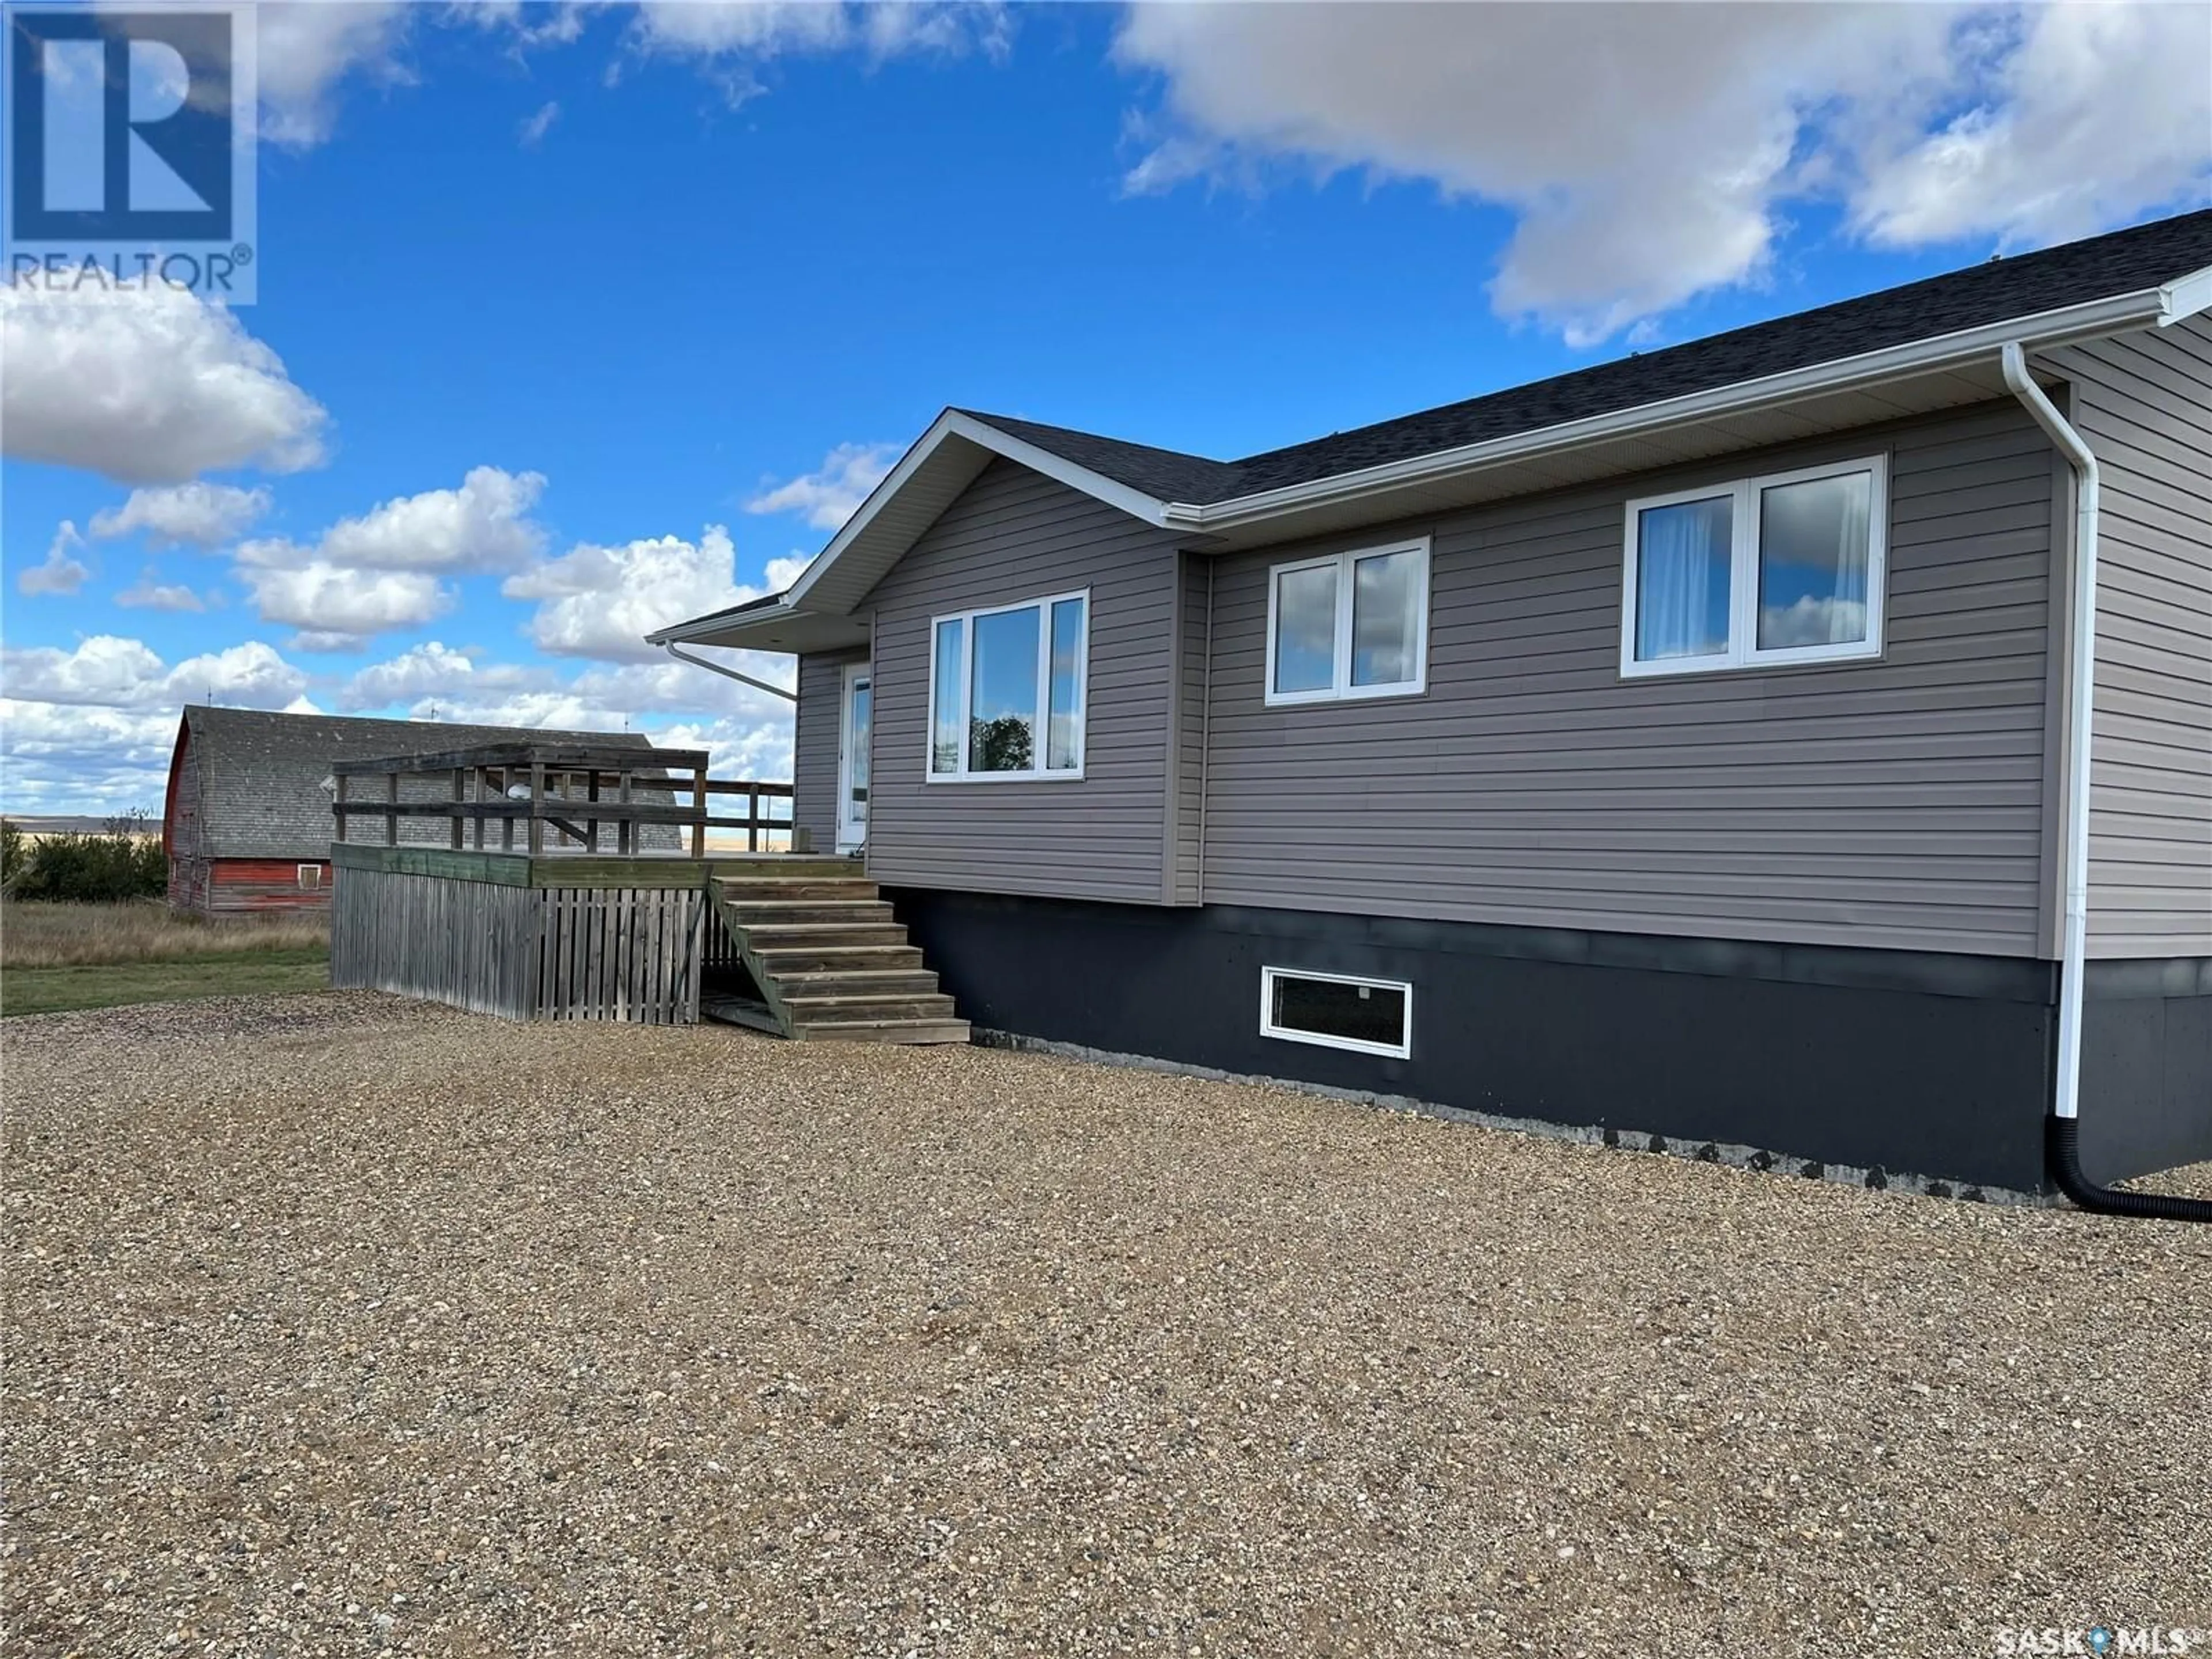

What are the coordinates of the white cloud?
(1851, 3, 2212, 251)
(224, 467, 546, 645)
(116, 570, 211, 613)
(1112, 2, 2211, 345)
(240, 466, 547, 575)
(0, 699, 182, 815)
(650, 714, 793, 785)
(518, 99, 561, 146)
(290, 629, 371, 654)
(340, 640, 553, 711)
(0, 635, 306, 710)
(19, 524, 92, 597)
(237, 563, 452, 642)
(1759, 596, 1870, 649)
(504, 524, 772, 664)
(388, 670, 795, 787)
(0, 279, 330, 483)
(746, 441, 899, 531)
(256, 1, 414, 146)
(90, 483, 272, 548)
(624, 1, 1010, 98)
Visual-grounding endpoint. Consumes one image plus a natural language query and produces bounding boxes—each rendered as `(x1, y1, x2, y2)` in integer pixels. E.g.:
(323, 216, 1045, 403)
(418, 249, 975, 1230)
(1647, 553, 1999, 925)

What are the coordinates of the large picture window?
(927, 590, 1089, 781)
(1622, 457, 1887, 677)
(1265, 538, 1430, 706)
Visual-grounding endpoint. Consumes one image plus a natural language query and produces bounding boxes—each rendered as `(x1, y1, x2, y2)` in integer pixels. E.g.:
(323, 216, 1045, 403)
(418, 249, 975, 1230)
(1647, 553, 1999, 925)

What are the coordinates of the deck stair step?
(744, 922, 910, 951)
(750, 943, 925, 974)
(772, 968, 941, 998)
(783, 993, 959, 1025)
(718, 878, 881, 903)
(786, 1017, 972, 1045)
(725, 899, 895, 927)
(705, 872, 968, 1046)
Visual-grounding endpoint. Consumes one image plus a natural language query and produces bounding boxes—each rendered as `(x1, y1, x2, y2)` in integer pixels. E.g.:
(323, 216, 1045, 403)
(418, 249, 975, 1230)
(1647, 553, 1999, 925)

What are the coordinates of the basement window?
(1259, 967, 1412, 1059)
(1621, 456, 1888, 677)
(297, 863, 323, 889)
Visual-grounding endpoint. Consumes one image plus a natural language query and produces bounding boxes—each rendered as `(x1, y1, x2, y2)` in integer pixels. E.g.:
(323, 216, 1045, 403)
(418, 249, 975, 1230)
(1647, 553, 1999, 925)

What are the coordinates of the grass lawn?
(1, 946, 331, 1016)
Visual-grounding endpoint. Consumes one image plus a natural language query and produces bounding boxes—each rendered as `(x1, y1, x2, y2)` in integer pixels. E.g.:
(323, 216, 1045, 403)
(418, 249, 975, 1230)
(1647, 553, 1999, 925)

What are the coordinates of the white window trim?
(1263, 536, 1431, 707)
(1619, 454, 1889, 680)
(923, 587, 1090, 783)
(1259, 965, 1414, 1060)
(297, 863, 322, 889)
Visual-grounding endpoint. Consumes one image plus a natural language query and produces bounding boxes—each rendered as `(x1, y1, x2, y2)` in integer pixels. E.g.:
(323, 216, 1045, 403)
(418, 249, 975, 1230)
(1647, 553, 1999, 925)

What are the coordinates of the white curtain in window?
(1637, 497, 1730, 660)
(1829, 479, 1870, 637)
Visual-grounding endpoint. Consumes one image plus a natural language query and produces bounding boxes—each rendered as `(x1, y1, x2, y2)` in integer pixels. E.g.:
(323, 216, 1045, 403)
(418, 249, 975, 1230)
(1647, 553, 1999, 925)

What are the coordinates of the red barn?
(162, 707, 660, 916)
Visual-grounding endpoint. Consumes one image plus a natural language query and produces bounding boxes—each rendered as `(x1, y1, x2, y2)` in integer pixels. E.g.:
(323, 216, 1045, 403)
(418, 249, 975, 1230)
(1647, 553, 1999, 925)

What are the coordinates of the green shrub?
(5, 814, 166, 903)
(0, 819, 25, 897)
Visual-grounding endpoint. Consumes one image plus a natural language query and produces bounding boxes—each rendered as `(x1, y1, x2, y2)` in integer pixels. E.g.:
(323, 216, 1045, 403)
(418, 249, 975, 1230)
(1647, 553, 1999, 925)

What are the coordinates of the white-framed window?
(1620, 456, 1888, 678)
(297, 863, 323, 889)
(1259, 966, 1413, 1059)
(1264, 537, 1430, 706)
(926, 589, 1089, 782)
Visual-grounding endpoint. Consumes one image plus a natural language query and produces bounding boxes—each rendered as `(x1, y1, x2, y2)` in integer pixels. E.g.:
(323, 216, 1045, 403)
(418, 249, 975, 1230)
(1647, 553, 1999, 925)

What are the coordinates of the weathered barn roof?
(167, 707, 661, 859)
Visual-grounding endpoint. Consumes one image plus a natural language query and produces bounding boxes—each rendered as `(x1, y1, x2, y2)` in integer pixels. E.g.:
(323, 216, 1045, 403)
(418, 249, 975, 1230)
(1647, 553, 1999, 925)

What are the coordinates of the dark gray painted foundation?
(886, 890, 2212, 1195)
(2081, 957, 2212, 1185)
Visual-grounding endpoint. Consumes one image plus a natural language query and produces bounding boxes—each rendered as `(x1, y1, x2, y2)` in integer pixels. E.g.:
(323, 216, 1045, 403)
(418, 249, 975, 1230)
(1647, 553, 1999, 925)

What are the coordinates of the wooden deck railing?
(329, 740, 796, 856)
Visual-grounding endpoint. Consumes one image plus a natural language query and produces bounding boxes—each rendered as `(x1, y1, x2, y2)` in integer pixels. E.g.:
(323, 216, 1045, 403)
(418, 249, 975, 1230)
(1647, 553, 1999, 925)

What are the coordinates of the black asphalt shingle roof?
(965, 209, 2212, 506)
(175, 707, 660, 859)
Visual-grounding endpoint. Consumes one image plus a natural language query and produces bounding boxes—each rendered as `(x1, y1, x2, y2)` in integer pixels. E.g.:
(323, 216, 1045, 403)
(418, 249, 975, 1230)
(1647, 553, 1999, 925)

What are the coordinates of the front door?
(837, 662, 872, 852)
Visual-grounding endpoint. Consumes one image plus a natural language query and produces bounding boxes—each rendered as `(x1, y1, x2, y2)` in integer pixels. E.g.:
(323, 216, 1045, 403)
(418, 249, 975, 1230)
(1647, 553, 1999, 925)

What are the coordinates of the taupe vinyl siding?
(1168, 551, 1210, 904)
(1202, 400, 2059, 956)
(2047, 319, 2212, 958)
(862, 459, 1184, 903)
(794, 649, 865, 853)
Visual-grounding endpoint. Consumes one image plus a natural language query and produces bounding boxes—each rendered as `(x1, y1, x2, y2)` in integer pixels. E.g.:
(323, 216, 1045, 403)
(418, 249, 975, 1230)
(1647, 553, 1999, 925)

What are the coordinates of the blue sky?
(4, 0, 2208, 815)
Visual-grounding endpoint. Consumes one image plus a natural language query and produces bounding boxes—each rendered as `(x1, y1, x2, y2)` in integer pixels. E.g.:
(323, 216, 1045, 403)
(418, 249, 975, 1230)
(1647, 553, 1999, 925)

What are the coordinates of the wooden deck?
(330, 843, 967, 1041)
(326, 739, 965, 1041)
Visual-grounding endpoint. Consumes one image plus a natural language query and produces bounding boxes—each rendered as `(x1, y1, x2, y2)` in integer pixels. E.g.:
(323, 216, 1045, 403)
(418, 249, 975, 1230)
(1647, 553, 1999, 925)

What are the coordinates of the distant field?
(1, 950, 330, 1017)
(2, 816, 161, 841)
(1, 901, 329, 1015)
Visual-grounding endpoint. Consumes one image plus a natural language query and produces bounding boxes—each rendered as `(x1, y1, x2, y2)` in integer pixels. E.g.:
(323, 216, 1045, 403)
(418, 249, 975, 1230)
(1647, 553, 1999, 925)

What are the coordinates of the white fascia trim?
(783, 410, 1173, 615)
(2158, 262, 2212, 326)
(1172, 286, 2174, 533)
(647, 601, 793, 648)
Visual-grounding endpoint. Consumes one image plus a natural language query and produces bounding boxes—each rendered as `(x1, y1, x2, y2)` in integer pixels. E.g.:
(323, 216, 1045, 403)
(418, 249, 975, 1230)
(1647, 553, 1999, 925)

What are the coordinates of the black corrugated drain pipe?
(2047, 1117, 2212, 1224)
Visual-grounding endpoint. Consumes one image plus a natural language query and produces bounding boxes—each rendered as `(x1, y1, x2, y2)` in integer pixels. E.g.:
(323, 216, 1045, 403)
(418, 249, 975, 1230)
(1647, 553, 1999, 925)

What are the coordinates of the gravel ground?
(5, 993, 2209, 1658)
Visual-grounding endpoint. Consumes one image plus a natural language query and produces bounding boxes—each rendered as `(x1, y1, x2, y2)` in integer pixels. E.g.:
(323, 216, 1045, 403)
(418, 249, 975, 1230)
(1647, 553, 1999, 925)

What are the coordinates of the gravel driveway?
(6, 993, 2209, 1657)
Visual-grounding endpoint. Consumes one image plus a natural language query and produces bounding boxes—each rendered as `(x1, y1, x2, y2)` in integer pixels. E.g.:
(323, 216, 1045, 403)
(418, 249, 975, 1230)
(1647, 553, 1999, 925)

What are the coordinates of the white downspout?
(660, 641, 798, 703)
(2000, 342, 2096, 1123)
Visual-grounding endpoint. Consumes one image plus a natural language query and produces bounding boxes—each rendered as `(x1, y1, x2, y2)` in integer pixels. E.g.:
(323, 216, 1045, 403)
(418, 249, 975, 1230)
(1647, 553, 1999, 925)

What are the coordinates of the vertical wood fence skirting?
(332, 865, 704, 1024)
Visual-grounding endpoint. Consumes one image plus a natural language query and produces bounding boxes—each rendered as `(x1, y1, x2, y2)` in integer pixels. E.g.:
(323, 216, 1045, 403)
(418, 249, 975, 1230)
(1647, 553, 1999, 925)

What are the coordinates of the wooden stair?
(707, 872, 969, 1044)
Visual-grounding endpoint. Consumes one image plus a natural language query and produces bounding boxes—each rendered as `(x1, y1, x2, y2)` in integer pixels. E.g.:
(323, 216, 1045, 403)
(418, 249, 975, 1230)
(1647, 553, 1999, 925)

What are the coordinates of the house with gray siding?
(654, 210, 2212, 1200)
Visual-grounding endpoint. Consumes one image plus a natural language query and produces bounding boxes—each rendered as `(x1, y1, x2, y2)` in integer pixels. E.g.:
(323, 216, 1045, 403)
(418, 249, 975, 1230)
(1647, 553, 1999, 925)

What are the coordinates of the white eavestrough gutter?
(659, 640, 797, 703)
(1999, 344, 2097, 1124)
